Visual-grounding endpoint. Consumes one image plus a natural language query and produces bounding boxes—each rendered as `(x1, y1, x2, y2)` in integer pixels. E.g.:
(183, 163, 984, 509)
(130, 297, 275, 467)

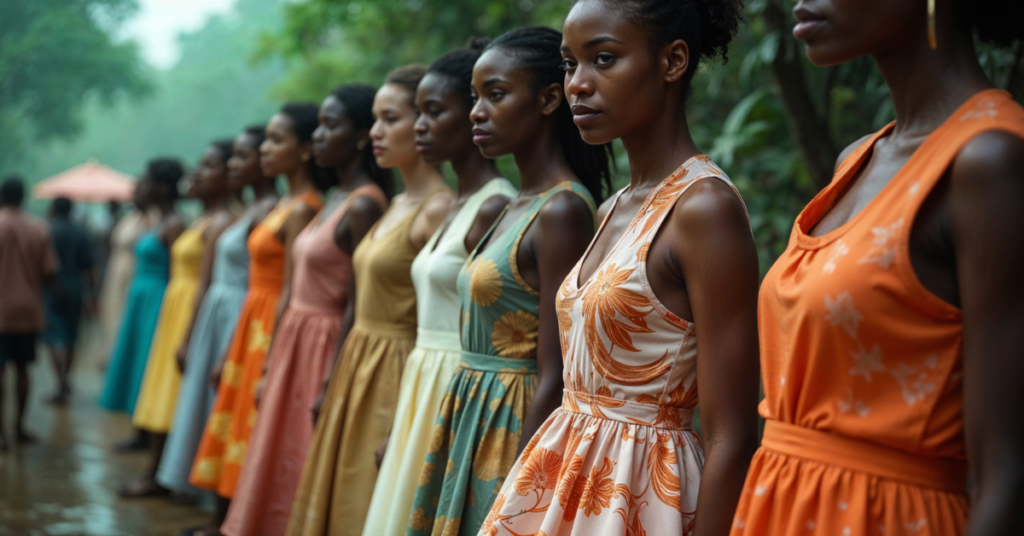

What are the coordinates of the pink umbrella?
(33, 161, 136, 202)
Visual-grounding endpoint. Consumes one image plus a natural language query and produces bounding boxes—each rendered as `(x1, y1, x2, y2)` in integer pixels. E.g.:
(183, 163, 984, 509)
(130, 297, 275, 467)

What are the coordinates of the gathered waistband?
(415, 329, 461, 352)
(560, 389, 693, 431)
(761, 420, 968, 493)
(458, 351, 538, 374)
(352, 319, 416, 339)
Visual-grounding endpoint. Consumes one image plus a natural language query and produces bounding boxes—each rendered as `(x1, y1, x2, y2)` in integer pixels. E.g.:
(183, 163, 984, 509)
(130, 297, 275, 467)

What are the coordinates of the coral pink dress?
(731, 90, 1024, 536)
(482, 156, 742, 536)
(221, 185, 387, 536)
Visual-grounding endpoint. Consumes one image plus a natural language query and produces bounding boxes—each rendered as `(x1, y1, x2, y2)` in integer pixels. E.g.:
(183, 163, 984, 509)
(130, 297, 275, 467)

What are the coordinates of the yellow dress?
(132, 220, 207, 433)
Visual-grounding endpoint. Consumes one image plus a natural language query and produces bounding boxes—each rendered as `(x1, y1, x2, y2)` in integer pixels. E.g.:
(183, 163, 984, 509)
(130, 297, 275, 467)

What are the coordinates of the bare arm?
(952, 132, 1024, 536)
(517, 191, 594, 453)
(266, 203, 317, 368)
(176, 212, 233, 372)
(463, 195, 510, 253)
(673, 180, 760, 536)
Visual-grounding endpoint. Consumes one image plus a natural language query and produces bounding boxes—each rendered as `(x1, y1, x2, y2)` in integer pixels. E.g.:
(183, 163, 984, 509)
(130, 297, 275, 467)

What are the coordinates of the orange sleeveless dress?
(190, 192, 322, 498)
(732, 89, 1024, 536)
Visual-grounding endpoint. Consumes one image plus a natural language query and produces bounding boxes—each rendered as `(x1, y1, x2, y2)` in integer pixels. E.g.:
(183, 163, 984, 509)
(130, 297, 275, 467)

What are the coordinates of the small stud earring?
(927, 0, 937, 50)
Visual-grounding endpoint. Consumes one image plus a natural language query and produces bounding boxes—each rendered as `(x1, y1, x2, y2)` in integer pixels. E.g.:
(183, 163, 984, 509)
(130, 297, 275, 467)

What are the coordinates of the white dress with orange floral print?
(480, 155, 743, 536)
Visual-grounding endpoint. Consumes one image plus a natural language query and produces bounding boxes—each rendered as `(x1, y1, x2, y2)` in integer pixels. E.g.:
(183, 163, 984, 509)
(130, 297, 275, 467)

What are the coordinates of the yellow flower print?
(440, 515, 460, 536)
(428, 424, 446, 453)
(409, 507, 430, 531)
(224, 439, 248, 464)
(468, 258, 502, 307)
(472, 426, 521, 482)
(492, 310, 539, 358)
(446, 458, 454, 476)
(247, 319, 272, 353)
(207, 411, 232, 441)
(419, 462, 436, 486)
(193, 457, 221, 483)
(222, 361, 241, 388)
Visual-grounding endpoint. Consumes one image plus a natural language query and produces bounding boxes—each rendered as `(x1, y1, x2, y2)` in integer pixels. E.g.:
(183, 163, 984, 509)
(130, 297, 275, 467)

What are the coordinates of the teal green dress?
(407, 182, 595, 536)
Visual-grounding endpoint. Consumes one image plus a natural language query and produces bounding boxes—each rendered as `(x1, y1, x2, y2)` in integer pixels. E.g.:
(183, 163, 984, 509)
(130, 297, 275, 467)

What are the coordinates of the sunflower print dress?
(407, 182, 595, 536)
(480, 156, 745, 536)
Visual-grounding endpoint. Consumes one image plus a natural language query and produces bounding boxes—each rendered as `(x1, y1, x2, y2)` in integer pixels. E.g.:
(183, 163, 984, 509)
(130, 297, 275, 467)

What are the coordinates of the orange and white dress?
(482, 156, 742, 536)
(731, 89, 1024, 536)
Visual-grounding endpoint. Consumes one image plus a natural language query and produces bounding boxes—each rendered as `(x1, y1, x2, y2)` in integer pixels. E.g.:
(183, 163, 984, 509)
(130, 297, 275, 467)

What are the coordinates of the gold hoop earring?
(928, 0, 937, 50)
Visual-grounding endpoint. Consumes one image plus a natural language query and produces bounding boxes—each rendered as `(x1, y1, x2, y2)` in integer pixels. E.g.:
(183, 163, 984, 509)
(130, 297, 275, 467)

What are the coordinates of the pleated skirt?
(362, 329, 463, 536)
(132, 275, 200, 432)
(98, 274, 167, 414)
(156, 282, 246, 493)
(286, 322, 416, 536)
(222, 304, 343, 536)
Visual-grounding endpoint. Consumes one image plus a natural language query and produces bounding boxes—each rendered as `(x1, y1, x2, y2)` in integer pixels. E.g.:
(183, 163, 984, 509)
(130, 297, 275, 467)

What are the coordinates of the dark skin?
(793, 1, 1024, 534)
(561, 2, 761, 536)
(469, 48, 596, 453)
(371, 71, 513, 467)
(255, 95, 385, 410)
(123, 152, 234, 498)
(206, 132, 279, 393)
(175, 145, 239, 374)
(311, 83, 454, 423)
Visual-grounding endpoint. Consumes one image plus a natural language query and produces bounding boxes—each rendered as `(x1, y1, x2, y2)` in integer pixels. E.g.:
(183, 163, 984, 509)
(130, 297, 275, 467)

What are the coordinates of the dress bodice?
(134, 231, 169, 281)
(559, 156, 742, 429)
(352, 187, 450, 334)
(169, 220, 208, 282)
(759, 89, 1024, 461)
(458, 182, 594, 362)
(412, 179, 515, 337)
(291, 185, 387, 313)
(246, 192, 322, 292)
(211, 216, 252, 290)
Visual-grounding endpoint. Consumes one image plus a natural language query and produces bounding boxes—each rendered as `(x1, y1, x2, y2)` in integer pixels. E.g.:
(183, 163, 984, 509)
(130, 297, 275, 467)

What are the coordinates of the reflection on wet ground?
(0, 323, 208, 536)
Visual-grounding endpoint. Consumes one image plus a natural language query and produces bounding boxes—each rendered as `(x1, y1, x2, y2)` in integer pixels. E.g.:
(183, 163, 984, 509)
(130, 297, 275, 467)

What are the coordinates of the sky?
(121, 0, 236, 68)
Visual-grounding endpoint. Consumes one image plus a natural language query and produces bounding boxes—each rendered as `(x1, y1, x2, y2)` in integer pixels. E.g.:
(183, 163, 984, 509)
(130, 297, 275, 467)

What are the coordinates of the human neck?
(396, 157, 443, 197)
(873, 29, 993, 138)
(250, 179, 276, 200)
(206, 190, 231, 213)
(155, 200, 175, 216)
(285, 168, 316, 198)
(621, 97, 700, 189)
(513, 120, 574, 196)
(451, 147, 500, 198)
(335, 158, 373, 194)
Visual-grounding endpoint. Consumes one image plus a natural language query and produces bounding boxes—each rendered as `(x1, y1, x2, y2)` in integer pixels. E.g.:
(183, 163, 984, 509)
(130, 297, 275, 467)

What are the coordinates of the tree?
(0, 0, 150, 171)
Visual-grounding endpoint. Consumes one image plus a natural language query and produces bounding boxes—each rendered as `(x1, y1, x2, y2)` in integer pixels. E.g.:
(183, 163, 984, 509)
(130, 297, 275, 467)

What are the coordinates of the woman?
(99, 159, 185, 437)
(97, 186, 158, 363)
(157, 127, 278, 498)
(363, 42, 517, 536)
(407, 26, 611, 536)
(222, 85, 390, 536)
(286, 65, 454, 536)
(121, 140, 237, 498)
(732, 2, 1024, 536)
(483, 4, 761, 534)
(188, 103, 325, 535)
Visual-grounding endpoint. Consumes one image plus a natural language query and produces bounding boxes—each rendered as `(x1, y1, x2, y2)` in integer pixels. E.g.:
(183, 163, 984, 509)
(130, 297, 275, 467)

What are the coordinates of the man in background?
(44, 196, 95, 404)
(0, 176, 57, 450)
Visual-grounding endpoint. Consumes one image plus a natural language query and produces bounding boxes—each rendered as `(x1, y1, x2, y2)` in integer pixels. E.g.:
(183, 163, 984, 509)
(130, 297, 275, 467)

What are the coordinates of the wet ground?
(0, 323, 208, 536)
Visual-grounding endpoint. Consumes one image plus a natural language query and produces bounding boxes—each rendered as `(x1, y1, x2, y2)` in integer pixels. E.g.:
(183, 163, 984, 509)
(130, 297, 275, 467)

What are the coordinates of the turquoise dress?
(156, 215, 251, 493)
(99, 231, 169, 414)
(407, 182, 595, 536)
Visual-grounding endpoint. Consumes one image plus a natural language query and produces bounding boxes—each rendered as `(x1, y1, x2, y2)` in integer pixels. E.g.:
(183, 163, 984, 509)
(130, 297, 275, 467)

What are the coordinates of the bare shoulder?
(596, 193, 618, 222)
(350, 193, 385, 219)
(476, 194, 511, 224)
(422, 189, 456, 217)
(671, 178, 749, 237)
(536, 189, 594, 232)
(835, 133, 876, 172)
(950, 130, 1024, 189)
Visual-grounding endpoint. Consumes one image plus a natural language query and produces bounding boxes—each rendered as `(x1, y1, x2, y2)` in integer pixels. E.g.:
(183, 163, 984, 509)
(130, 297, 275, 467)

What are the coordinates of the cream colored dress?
(363, 178, 515, 536)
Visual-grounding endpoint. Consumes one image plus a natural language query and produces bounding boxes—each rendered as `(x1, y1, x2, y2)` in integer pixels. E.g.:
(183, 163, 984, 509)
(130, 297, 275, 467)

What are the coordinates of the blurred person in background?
(44, 196, 96, 405)
(97, 182, 158, 363)
(0, 176, 58, 451)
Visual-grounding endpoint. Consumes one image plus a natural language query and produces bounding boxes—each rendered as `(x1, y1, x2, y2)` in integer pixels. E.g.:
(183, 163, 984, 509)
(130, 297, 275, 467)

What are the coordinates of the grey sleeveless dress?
(156, 215, 252, 493)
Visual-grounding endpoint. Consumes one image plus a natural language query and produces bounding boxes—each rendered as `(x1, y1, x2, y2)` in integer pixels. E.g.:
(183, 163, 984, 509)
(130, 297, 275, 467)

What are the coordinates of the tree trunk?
(764, 0, 838, 190)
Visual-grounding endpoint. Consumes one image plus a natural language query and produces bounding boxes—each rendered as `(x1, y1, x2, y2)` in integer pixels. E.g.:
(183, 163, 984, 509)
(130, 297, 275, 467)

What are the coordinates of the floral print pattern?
(482, 156, 739, 535)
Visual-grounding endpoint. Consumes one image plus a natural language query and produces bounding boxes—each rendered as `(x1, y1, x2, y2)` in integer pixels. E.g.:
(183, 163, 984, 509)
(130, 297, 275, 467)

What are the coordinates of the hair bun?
(467, 36, 492, 52)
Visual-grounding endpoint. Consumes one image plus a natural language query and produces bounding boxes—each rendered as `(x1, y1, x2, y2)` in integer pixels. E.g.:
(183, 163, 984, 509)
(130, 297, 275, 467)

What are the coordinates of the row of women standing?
(98, 0, 1024, 534)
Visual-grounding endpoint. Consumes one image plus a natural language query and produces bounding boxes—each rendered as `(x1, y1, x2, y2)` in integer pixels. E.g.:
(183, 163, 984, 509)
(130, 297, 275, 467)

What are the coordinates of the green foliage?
(0, 0, 150, 170)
